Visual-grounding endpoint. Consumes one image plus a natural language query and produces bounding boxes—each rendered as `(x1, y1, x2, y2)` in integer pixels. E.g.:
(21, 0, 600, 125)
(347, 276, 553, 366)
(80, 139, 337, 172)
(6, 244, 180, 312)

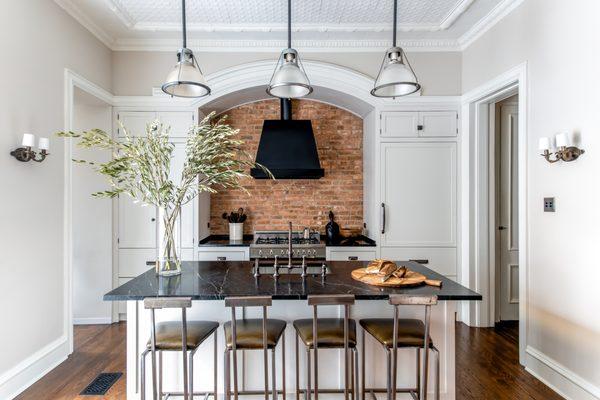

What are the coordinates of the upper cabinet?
(381, 111, 457, 138)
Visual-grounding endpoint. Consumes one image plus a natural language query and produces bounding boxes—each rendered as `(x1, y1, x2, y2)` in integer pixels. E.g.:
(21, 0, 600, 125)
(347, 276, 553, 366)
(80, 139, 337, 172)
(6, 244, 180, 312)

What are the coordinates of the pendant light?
(161, 0, 210, 98)
(371, 0, 421, 98)
(266, 0, 313, 98)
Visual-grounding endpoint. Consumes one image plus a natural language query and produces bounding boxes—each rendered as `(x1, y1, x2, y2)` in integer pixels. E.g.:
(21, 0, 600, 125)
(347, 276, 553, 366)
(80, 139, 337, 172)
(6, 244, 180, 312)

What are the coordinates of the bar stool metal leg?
(281, 332, 286, 400)
(353, 348, 359, 400)
(271, 348, 277, 400)
(141, 349, 150, 400)
(214, 332, 218, 400)
(433, 347, 440, 400)
(385, 348, 391, 400)
(295, 333, 300, 400)
(416, 348, 420, 398)
(224, 349, 231, 400)
(361, 329, 365, 400)
(306, 347, 311, 400)
(158, 351, 163, 399)
(189, 349, 194, 400)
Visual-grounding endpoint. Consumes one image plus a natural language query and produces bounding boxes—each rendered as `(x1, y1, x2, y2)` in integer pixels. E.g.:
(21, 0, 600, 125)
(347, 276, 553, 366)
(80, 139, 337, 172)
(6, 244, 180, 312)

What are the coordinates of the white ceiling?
(55, 0, 523, 51)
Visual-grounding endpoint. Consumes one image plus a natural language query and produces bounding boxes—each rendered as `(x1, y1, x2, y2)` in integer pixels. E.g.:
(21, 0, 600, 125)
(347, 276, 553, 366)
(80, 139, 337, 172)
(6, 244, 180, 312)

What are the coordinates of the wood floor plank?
(16, 321, 563, 399)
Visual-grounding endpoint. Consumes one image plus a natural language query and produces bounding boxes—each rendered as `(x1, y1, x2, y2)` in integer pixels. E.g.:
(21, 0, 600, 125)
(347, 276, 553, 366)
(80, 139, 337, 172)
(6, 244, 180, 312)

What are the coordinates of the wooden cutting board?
(351, 267, 427, 287)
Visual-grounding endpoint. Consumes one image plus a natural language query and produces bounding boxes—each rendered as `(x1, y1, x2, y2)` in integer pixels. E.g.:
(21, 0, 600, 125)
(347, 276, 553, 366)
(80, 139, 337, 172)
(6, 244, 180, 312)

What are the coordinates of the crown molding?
(112, 38, 462, 52)
(54, 0, 116, 48)
(458, 0, 526, 50)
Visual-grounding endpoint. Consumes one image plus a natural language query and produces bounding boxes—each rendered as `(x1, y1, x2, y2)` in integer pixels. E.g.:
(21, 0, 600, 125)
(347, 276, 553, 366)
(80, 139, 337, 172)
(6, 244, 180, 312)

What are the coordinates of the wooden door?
(497, 101, 519, 321)
(380, 142, 456, 247)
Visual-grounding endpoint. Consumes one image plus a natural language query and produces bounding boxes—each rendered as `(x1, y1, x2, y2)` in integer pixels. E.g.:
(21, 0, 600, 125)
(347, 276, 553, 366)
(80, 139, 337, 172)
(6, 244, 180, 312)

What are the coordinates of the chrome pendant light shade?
(162, 0, 210, 98)
(371, 0, 420, 98)
(267, 0, 313, 98)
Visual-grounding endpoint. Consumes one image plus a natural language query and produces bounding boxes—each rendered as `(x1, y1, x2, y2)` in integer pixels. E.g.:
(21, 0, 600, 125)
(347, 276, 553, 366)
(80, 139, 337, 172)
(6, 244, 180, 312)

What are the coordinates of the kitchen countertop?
(198, 234, 377, 247)
(104, 261, 481, 301)
(198, 234, 254, 247)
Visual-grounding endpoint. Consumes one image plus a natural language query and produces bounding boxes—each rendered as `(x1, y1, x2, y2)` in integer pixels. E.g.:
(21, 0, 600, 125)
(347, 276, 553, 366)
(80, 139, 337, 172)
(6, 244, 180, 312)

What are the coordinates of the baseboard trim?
(73, 317, 112, 325)
(526, 346, 600, 400)
(0, 335, 69, 400)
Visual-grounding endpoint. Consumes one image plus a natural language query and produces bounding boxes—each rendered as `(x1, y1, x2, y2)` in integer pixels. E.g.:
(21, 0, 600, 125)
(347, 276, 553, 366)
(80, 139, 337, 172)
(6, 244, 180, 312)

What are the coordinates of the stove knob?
(258, 250, 263, 257)
(281, 249, 285, 255)
(269, 249, 273, 256)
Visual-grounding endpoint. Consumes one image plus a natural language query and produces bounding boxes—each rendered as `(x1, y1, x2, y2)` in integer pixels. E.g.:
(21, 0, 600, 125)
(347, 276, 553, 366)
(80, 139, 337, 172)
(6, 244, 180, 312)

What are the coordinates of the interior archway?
(193, 60, 382, 118)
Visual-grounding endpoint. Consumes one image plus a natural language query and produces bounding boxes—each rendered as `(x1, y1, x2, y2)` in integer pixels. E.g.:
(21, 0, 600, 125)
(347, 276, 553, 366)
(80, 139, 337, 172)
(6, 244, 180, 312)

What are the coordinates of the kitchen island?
(105, 261, 480, 400)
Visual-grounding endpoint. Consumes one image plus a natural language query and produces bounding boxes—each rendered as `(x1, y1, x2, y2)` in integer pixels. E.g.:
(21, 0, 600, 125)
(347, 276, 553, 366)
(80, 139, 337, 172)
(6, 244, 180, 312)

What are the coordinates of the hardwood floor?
(16, 321, 562, 399)
(16, 323, 126, 400)
(456, 321, 563, 400)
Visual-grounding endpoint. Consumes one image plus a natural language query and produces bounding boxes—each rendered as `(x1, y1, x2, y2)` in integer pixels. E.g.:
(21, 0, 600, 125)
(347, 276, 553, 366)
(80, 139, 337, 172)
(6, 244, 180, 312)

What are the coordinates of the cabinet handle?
(348, 256, 359, 261)
(409, 259, 429, 264)
(217, 256, 227, 261)
(381, 203, 386, 234)
(417, 125, 424, 131)
(151, 218, 156, 222)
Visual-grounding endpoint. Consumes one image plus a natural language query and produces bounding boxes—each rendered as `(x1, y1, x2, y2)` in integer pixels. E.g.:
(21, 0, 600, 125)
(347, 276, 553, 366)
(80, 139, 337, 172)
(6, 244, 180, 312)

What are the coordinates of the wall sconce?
(538, 132, 584, 163)
(10, 133, 50, 163)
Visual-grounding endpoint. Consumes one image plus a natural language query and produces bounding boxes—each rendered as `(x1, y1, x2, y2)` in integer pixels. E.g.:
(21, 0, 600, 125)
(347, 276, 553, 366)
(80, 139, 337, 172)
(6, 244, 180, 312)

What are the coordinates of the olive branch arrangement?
(58, 111, 270, 274)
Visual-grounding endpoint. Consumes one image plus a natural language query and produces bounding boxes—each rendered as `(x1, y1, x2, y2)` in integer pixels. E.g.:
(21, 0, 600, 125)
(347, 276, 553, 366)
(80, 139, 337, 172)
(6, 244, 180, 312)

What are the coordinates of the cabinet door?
(118, 195, 157, 248)
(381, 112, 418, 137)
(419, 111, 457, 137)
(118, 248, 157, 278)
(117, 111, 156, 137)
(158, 111, 194, 137)
(327, 248, 377, 261)
(380, 247, 456, 277)
(197, 249, 248, 261)
(380, 142, 456, 247)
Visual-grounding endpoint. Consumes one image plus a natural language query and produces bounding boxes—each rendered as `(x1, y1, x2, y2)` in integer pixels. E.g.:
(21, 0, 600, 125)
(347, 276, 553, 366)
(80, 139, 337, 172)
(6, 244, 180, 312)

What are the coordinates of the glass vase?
(157, 205, 181, 276)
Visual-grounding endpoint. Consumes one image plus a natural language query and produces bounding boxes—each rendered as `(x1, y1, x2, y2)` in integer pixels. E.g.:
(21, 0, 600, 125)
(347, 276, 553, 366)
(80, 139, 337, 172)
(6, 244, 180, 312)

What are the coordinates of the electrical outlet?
(544, 197, 555, 212)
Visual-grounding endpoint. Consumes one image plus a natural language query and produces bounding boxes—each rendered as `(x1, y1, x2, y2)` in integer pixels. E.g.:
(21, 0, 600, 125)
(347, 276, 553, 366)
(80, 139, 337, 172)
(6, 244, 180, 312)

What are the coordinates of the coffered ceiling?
(55, 0, 523, 51)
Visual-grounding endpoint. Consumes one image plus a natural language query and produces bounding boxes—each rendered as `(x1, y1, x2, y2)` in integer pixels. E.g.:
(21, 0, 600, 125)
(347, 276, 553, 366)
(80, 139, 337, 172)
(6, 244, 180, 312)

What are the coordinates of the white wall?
(462, 0, 600, 398)
(0, 0, 112, 398)
(112, 50, 462, 96)
(72, 90, 113, 324)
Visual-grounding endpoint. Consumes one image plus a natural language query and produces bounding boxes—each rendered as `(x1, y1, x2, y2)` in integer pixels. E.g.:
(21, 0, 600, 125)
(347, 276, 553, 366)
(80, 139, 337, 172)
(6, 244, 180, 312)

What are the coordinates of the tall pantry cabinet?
(377, 108, 459, 281)
(114, 109, 205, 318)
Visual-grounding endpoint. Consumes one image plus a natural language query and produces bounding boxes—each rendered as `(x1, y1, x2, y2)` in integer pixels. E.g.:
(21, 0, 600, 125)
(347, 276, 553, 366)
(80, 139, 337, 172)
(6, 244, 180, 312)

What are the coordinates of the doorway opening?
(492, 94, 520, 326)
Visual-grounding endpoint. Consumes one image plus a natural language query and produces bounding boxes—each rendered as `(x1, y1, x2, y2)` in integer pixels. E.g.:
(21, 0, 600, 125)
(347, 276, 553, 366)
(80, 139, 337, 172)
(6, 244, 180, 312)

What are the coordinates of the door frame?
(459, 62, 528, 365)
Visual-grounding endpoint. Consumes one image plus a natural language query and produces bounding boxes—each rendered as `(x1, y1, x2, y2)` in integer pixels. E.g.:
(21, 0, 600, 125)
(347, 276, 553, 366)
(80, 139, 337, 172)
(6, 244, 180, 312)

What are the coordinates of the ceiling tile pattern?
(109, 0, 473, 29)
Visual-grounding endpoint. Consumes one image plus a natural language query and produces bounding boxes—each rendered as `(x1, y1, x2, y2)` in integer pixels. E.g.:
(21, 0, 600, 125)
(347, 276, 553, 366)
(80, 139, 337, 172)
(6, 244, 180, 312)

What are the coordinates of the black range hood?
(251, 99, 324, 179)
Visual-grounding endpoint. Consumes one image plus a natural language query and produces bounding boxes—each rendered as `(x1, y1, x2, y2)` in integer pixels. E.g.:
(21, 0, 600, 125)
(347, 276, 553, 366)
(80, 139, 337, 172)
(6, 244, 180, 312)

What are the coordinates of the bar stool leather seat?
(146, 321, 219, 350)
(293, 318, 357, 348)
(224, 318, 287, 349)
(360, 318, 434, 348)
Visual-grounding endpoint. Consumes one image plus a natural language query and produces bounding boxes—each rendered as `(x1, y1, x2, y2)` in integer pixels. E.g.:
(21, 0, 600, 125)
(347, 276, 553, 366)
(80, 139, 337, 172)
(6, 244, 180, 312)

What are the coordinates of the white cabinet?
(326, 247, 377, 261)
(116, 109, 200, 292)
(380, 142, 456, 247)
(197, 247, 250, 261)
(380, 247, 456, 277)
(381, 111, 457, 138)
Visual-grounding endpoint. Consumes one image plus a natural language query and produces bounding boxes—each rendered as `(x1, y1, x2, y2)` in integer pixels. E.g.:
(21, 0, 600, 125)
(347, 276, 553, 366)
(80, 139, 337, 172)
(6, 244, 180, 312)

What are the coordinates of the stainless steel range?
(250, 227, 326, 260)
(250, 222, 328, 278)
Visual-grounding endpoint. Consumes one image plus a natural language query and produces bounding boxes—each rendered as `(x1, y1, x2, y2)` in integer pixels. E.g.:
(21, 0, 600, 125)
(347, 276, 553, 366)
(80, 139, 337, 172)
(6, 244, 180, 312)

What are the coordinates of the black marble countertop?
(198, 234, 377, 247)
(198, 235, 254, 247)
(104, 261, 481, 301)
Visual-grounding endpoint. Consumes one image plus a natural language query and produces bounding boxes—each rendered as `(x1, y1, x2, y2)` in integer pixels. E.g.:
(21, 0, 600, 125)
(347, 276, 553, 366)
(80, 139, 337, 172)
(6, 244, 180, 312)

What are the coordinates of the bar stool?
(140, 297, 219, 400)
(293, 294, 358, 400)
(223, 296, 287, 400)
(360, 295, 440, 400)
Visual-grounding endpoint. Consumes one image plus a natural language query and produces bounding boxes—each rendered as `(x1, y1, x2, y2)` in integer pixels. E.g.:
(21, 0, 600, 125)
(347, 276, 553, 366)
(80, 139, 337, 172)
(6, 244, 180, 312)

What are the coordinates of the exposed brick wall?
(210, 99, 363, 235)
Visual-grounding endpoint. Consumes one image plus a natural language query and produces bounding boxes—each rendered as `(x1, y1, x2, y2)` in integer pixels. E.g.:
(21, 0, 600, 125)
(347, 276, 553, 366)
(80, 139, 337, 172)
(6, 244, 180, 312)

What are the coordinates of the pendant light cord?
(287, 0, 292, 49)
(182, 0, 187, 48)
(393, 0, 397, 47)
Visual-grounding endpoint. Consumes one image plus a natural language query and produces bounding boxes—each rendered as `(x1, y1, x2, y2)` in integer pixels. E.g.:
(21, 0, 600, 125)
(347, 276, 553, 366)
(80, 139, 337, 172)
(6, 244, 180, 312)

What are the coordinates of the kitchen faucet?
(288, 221, 293, 267)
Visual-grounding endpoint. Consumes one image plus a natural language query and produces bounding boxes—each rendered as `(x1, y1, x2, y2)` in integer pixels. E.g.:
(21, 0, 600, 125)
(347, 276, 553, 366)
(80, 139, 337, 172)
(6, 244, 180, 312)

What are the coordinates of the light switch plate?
(544, 197, 555, 212)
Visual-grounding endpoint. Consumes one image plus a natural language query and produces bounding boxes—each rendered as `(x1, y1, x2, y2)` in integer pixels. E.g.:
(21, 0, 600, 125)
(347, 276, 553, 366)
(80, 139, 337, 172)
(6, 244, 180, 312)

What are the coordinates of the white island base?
(125, 300, 457, 400)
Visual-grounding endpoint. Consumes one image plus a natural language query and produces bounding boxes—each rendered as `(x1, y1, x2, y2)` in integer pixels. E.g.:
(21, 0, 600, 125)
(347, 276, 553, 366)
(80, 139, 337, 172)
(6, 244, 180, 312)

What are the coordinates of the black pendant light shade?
(266, 0, 313, 98)
(162, 0, 211, 98)
(371, 0, 420, 97)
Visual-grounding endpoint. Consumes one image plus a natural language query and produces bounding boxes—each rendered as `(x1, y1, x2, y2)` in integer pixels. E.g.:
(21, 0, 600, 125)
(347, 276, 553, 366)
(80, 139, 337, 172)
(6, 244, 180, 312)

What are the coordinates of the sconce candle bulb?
(10, 133, 50, 163)
(540, 132, 584, 163)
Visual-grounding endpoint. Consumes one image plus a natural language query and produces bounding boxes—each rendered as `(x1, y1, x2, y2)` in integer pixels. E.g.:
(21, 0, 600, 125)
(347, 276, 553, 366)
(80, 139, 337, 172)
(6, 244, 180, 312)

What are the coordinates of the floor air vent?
(80, 372, 122, 396)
